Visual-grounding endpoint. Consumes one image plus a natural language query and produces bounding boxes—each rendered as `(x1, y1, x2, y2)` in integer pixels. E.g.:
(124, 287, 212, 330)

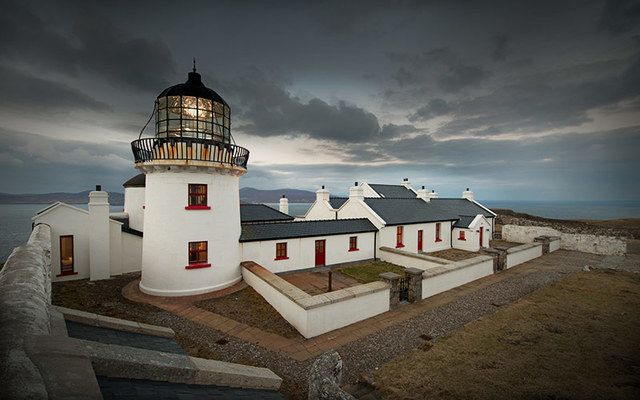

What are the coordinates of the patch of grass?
(428, 248, 479, 261)
(338, 260, 405, 283)
(374, 269, 640, 400)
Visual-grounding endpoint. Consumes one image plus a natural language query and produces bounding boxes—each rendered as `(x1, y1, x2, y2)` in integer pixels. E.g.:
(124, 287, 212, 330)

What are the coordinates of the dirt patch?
(279, 269, 360, 295)
(488, 239, 523, 249)
(373, 269, 640, 400)
(428, 248, 480, 261)
(196, 286, 303, 340)
(337, 260, 406, 283)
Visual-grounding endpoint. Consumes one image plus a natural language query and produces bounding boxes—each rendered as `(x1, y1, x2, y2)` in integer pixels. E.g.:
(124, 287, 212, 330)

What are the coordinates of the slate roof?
(123, 173, 146, 188)
(240, 218, 377, 242)
(240, 204, 294, 223)
(363, 198, 495, 226)
(368, 184, 416, 198)
(329, 197, 348, 209)
(453, 215, 476, 228)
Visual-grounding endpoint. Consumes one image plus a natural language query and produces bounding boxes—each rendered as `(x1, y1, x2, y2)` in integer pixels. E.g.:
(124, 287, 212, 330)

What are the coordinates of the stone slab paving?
(123, 251, 640, 364)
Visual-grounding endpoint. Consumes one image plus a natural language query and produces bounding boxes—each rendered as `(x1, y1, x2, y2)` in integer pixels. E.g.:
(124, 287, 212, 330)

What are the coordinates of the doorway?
(315, 239, 326, 267)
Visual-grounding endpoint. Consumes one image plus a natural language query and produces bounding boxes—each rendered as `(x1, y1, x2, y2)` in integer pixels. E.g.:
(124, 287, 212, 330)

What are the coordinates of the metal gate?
(399, 277, 409, 302)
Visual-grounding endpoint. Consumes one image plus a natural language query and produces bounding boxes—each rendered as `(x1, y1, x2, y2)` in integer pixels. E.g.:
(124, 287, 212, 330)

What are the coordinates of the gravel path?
(52, 251, 640, 399)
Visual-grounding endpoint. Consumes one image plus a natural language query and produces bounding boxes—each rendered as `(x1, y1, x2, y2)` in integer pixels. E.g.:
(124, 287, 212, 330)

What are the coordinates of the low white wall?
(549, 238, 561, 252)
(421, 256, 494, 299)
(121, 232, 143, 273)
(242, 263, 389, 338)
(503, 225, 626, 256)
(378, 246, 449, 270)
(505, 243, 543, 269)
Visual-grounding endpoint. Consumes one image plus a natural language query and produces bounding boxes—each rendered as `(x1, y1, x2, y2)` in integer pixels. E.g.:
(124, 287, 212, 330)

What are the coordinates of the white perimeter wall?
(502, 224, 626, 256)
(505, 243, 543, 269)
(124, 187, 145, 231)
(422, 256, 494, 299)
(241, 232, 375, 273)
(377, 247, 446, 270)
(121, 232, 142, 274)
(549, 238, 561, 252)
(379, 221, 452, 253)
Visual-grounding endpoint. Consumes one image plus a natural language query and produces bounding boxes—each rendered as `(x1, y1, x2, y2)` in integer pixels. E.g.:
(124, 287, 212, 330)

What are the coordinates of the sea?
(1, 200, 639, 262)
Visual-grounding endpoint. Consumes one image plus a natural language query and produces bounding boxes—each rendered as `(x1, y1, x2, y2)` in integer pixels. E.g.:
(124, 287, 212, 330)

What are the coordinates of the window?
(186, 241, 210, 269)
(396, 226, 404, 248)
(275, 242, 288, 260)
(186, 184, 210, 209)
(58, 235, 76, 276)
(435, 223, 442, 242)
(458, 230, 466, 241)
(349, 236, 358, 251)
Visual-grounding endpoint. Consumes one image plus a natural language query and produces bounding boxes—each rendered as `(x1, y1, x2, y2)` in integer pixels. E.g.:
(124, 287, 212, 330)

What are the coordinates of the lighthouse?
(131, 65, 249, 296)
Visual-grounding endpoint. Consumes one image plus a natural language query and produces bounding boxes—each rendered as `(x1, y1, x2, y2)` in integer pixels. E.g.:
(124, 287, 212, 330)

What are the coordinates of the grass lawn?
(374, 269, 640, 400)
(337, 260, 405, 283)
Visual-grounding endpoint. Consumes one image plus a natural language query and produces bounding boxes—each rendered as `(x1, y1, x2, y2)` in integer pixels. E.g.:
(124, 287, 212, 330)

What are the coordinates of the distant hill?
(0, 191, 124, 205)
(240, 187, 315, 203)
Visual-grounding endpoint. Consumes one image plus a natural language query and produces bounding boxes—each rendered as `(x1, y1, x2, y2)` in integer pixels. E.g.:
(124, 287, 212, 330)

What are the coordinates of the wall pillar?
(89, 187, 110, 281)
(379, 272, 401, 309)
(534, 236, 551, 254)
(404, 267, 423, 303)
(483, 247, 507, 272)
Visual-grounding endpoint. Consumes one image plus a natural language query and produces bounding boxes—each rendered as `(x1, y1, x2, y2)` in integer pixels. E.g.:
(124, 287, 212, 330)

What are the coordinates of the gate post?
(534, 236, 551, 254)
(379, 272, 401, 309)
(404, 267, 423, 303)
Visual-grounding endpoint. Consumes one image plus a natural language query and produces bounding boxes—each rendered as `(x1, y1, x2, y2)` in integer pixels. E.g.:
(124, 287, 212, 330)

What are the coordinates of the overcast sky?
(0, 0, 639, 200)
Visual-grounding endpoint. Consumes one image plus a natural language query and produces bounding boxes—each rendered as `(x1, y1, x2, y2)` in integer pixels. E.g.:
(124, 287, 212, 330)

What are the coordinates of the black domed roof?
(157, 70, 228, 106)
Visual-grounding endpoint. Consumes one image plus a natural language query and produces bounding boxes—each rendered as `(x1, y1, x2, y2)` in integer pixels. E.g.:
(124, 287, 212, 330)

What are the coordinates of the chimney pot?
(422, 185, 425, 189)
(322, 185, 325, 189)
(355, 181, 358, 186)
(96, 185, 102, 191)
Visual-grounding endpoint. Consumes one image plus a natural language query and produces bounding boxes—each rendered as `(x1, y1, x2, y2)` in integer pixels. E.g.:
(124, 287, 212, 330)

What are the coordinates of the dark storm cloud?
(408, 99, 452, 122)
(598, 0, 640, 35)
(491, 34, 511, 61)
(0, 0, 175, 91)
(0, 65, 109, 113)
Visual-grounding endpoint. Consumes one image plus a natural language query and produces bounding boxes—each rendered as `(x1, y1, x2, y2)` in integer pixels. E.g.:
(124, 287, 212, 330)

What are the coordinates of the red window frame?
(186, 241, 210, 269)
(458, 230, 466, 241)
(186, 184, 210, 210)
(349, 236, 358, 251)
(435, 223, 442, 242)
(275, 242, 288, 260)
(396, 226, 404, 248)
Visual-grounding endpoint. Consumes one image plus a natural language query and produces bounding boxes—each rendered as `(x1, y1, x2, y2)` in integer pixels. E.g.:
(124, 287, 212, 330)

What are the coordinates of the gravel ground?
(52, 251, 640, 399)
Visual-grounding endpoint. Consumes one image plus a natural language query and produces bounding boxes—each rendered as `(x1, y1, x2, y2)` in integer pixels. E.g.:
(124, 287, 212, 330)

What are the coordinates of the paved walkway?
(123, 250, 640, 362)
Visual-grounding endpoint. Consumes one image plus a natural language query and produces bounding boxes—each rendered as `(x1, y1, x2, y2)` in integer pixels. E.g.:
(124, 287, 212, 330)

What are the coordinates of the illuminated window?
(435, 223, 442, 242)
(396, 226, 404, 248)
(156, 95, 230, 143)
(188, 241, 208, 264)
(187, 184, 208, 208)
(59, 235, 74, 275)
(349, 236, 358, 251)
(458, 231, 466, 240)
(275, 243, 288, 260)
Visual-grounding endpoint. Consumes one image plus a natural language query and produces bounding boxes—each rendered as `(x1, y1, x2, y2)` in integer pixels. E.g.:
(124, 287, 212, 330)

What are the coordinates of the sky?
(0, 0, 639, 200)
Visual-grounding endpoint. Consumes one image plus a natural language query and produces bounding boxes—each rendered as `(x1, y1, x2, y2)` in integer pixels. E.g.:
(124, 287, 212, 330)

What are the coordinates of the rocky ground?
(495, 209, 640, 239)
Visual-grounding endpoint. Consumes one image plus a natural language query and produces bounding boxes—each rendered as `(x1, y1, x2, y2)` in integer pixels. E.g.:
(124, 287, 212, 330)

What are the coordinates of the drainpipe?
(374, 230, 377, 260)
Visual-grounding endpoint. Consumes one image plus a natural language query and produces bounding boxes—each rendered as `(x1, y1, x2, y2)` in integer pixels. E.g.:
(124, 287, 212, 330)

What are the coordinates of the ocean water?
(1, 201, 638, 262)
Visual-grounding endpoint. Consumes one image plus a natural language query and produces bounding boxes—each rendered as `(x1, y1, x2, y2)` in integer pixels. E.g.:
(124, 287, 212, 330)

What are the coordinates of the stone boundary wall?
(502, 224, 626, 255)
(241, 261, 389, 338)
(421, 255, 494, 299)
(505, 243, 544, 269)
(0, 224, 52, 399)
(378, 246, 450, 270)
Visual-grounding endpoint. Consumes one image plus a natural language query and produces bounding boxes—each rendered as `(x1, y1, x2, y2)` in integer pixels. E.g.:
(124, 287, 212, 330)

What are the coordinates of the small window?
(349, 236, 358, 251)
(187, 184, 208, 208)
(396, 226, 404, 248)
(188, 241, 208, 264)
(59, 235, 74, 275)
(458, 230, 466, 240)
(435, 223, 442, 242)
(275, 242, 288, 260)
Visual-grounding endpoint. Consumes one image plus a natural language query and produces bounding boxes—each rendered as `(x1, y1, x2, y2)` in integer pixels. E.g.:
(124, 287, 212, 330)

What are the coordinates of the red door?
(417, 230, 423, 252)
(315, 240, 326, 267)
(479, 228, 484, 248)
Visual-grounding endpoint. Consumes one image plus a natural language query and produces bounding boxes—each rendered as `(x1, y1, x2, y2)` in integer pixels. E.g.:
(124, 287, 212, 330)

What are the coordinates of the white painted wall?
(121, 232, 142, 273)
(377, 247, 446, 270)
(422, 257, 494, 299)
(549, 238, 561, 252)
(379, 221, 452, 253)
(140, 168, 243, 296)
(360, 182, 381, 198)
(451, 228, 479, 251)
(303, 200, 335, 220)
(241, 231, 375, 273)
(124, 187, 145, 231)
(337, 199, 385, 229)
(505, 243, 543, 269)
(89, 191, 110, 281)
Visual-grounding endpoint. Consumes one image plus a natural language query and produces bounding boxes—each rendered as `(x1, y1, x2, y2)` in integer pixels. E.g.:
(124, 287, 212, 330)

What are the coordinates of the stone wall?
(502, 224, 627, 256)
(0, 224, 52, 399)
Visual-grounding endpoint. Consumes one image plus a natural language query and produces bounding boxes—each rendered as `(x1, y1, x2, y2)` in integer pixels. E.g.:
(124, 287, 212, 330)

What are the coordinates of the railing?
(131, 137, 249, 169)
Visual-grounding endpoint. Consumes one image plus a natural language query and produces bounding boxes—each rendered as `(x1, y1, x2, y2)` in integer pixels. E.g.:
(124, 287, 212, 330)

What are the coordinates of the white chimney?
(88, 185, 110, 281)
(279, 194, 289, 214)
(316, 185, 330, 202)
(349, 181, 364, 200)
(401, 177, 412, 190)
(462, 188, 474, 202)
(428, 189, 439, 200)
(417, 185, 430, 202)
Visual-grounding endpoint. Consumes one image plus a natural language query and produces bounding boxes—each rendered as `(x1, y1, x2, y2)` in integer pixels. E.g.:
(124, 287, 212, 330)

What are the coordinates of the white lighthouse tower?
(131, 65, 249, 296)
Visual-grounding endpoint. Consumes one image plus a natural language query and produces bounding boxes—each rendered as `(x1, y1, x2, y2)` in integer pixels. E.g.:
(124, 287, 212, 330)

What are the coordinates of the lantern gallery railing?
(131, 138, 249, 169)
